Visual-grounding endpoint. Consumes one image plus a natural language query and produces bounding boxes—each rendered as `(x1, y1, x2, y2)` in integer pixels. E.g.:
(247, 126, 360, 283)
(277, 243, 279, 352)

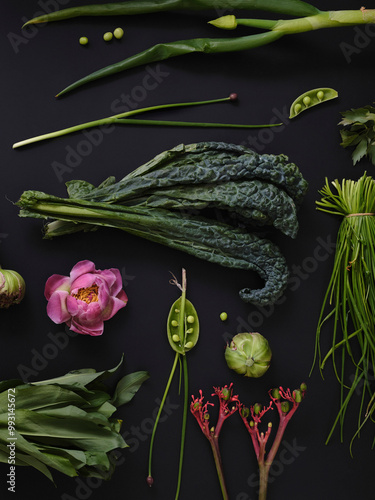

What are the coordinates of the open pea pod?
(167, 297, 199, 355)
(289, 87, 338, 118)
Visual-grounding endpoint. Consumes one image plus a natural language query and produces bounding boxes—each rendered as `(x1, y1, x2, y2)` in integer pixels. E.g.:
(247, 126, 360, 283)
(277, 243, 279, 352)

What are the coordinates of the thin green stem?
(148, 351, 180, 481)
(12, 95, 280, 149)
(174, 354, 188, 499)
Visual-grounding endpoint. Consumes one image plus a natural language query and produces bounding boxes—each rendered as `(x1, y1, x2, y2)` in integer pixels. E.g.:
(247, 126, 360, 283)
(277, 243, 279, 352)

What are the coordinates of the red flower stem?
(209, 436, 229, 500)
(257, 408, 297, 500)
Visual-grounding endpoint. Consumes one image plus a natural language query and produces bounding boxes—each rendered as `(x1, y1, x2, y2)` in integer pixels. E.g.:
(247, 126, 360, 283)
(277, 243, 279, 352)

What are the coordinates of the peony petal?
(70, 317, 104, 336)
(70, 273, 96, 293)
(116, 289, 128, 304)
(66, 295, 79, 316)
(107, 268, 124, 296)
(46, 290, 71, 324)
(101, 295, 127, 321)
(70, 260, 96, 283)
(44, 275, 71, 300)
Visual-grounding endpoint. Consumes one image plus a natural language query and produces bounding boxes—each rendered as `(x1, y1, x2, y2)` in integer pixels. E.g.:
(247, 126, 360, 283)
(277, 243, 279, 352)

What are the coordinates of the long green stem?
(175, 354, 188, 499)
(148, 351, 180, 482)
(12, 95, 280, 149)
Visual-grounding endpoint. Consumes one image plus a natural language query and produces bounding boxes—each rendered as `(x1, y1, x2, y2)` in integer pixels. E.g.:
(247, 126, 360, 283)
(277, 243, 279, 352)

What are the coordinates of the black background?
(1, 1, 375, 499)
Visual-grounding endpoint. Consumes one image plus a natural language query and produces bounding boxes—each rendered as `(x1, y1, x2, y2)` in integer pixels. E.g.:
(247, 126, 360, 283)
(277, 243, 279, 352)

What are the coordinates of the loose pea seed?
(220, 312, 228, 321)
(187, 315, 195, 324)
(317, 90, 324, 101)
(172, 334, 180, 342)
(103, 31, 113, 42)
(113, 27, 124, 39)
(302, 96, 311, 106)
(171, 320, 179, 327)
(79, 36, 89, 46)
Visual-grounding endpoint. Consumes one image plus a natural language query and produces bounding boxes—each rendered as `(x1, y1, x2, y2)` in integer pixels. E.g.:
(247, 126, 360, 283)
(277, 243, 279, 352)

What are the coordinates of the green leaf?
(32, 356, 124, 390)
(352, 139, 368, 164)
(111, 371, 149, 407)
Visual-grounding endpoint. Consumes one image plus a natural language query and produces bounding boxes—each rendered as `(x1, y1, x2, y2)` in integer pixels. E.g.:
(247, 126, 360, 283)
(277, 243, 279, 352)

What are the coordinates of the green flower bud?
(241, 407, 250, 419)
(293, 389, 302, 403)
(253, 403, 262, 415)
(221, 387, 231, 401)
(0, 267, 26, 308)
(208, 15, 238, 30)
(224, 332, 272, 378)
(271, 388, 281, 400)
(281, 401, 290, 413)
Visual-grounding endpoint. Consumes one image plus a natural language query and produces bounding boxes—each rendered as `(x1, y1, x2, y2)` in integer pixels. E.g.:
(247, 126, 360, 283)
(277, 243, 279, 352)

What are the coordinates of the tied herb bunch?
(313, 173, 375, 449)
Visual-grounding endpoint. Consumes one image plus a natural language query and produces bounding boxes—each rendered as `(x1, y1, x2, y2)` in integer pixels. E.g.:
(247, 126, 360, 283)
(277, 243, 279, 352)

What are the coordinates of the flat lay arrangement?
(2, 1, 375, 499)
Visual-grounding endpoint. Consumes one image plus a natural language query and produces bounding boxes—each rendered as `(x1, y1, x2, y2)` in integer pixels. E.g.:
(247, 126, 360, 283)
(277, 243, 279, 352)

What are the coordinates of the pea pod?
(167, 297, 199, 355)
(289, 87, 338, 119)
(147, 269, 199, 499)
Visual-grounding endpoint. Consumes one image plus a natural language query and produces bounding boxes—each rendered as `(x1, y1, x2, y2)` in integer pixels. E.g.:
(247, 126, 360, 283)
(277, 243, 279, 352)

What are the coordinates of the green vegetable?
(12, 94, 280, 148)
(147, 269, 198, 498)
(22, 1, 321, 26)
(24, 2, 375, 97)
(339, 104, 375, 165)
(289, 87, 338, 119)
(312, 173, 375, 448)
(225, 332, 272, 378)
(16, 141, 309, 306)
(113, 27, 124, 39)
(0, 267, 26, 308)
(103, 31, 113, 41)
(0, 357, 148, 481)
(220, 312, 228, 321)
(79, 36, 89, 45)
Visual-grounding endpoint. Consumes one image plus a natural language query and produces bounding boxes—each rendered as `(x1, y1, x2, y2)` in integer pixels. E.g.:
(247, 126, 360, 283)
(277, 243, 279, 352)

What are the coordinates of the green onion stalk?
(12, 94, 281, 149)
(312, 173, 375, 450)
(21, 2, 375, 96)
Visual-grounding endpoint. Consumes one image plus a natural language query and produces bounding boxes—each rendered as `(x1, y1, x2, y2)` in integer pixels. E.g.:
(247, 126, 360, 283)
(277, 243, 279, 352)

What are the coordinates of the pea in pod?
(289, 87, 338, 119)
(167, 297, 199, 355)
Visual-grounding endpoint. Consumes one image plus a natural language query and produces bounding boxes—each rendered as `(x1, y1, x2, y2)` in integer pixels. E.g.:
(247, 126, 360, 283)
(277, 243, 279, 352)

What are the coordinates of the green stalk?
(147, 351, 180, 484)
(12, 95, 280, 149)
(22, 1, 321, 26)
(50, 8, 375, 97)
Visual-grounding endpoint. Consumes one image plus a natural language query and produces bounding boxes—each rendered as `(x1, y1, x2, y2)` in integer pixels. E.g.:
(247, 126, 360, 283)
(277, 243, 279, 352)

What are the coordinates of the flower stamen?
(72, 284, 99, 303)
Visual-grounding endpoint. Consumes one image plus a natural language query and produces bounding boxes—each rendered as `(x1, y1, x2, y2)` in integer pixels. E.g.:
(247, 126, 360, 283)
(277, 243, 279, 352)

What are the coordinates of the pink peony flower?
(44, 260, 128, 336)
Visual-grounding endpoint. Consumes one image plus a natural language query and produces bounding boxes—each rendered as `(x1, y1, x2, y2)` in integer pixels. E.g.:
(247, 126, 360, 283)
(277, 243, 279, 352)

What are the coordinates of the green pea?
(103, 31, 113, 42)
(113, 27, 124, 39)
(289, 87, 338, 119)
(187, 315, 195, 324)
(186, 328, 194, 334)
(220, 312, 228, 321)
(302, 96, 311, 107)
(172, 334, 180, 342)
(79, 36, 89, 46)
(185, 341, 194, 349)
(171, 320, 179, 327)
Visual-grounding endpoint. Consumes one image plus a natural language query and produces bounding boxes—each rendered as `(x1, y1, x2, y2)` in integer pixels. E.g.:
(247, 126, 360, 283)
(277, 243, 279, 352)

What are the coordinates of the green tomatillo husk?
(225, 332, 271, 377)
(0, 267, 26, 308)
